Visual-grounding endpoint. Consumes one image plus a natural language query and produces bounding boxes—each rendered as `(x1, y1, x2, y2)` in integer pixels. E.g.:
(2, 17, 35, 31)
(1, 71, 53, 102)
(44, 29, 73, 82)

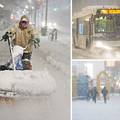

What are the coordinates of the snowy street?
(0, 34, 70, 120)
(72, 44, 120, 59)
(0, 0, 71, 119)
(32, 35, 70, 74)
(72, 96, 120, 120)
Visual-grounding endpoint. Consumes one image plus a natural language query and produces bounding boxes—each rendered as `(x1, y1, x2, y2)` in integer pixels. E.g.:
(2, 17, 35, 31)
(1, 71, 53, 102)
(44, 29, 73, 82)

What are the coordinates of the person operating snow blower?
(0, 15, 40, 70)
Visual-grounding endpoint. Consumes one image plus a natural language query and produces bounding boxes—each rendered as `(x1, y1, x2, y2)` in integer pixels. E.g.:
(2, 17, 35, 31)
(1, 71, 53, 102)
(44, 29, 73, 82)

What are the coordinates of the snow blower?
(0, 32, 56, 98)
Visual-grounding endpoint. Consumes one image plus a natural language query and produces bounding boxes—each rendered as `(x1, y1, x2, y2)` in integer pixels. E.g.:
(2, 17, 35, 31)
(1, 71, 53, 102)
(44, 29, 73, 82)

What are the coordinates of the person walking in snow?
(48, 28, 58, 41)
(102, 87, 108, 103)
(87, 89, 91, 101)
(48, 29, 54, 41)
(92, 87, 98, 103)
(53, 28, 58, 41)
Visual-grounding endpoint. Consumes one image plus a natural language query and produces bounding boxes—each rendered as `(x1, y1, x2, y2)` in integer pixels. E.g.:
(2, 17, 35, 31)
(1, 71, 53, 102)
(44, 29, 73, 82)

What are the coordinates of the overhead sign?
(100, 9, 120, 14)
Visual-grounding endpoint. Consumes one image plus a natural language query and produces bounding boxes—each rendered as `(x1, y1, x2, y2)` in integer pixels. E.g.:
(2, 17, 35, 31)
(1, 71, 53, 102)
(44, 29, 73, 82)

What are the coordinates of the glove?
(1, 32, 12, 42)
(33, 38, 40, 48)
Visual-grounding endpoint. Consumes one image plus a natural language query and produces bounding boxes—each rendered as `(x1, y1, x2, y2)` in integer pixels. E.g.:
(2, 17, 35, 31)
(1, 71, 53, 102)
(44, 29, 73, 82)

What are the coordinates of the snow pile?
(0, 70, 56, 96)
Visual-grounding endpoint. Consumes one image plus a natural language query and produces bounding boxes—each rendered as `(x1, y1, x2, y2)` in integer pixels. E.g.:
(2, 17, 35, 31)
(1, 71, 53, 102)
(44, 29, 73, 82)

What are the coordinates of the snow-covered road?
(72, 95, 120, 120)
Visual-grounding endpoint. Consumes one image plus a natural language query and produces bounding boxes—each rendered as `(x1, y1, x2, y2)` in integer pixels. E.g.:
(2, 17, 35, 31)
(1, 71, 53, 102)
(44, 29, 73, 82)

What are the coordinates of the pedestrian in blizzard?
(1, 15, 40, 70)
(87, 89, 91, 101)
(86, 89, 89, 101)
(53, 28, 58, 41)
(92, 87, 98, 103)
(49, 28, 58, 41)
(102, 87, 108, 103)
(48, 29, 54, 41)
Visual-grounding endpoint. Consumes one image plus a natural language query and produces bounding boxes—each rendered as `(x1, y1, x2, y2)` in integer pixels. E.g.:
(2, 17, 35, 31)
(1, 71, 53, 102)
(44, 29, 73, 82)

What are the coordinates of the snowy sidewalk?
(73, 96, 120, 120)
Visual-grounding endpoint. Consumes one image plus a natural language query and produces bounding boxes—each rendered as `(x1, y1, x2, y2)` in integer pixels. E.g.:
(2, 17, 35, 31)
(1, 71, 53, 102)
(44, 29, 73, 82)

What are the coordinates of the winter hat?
(20, 15, 29, 22)
(19, 15, 29, 29)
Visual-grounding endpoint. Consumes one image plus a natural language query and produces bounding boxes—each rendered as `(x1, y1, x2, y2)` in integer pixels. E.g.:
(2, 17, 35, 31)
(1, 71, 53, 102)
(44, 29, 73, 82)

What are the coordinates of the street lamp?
(45, 0, 48, 27)
(41, 0, 48, 36)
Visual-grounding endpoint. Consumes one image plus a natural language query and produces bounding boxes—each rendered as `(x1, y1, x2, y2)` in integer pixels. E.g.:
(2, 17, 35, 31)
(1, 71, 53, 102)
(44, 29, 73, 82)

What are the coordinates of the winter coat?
(93, 88, 98, 97)
(102, 88, 108, 97)
(9, 23, 36, 53)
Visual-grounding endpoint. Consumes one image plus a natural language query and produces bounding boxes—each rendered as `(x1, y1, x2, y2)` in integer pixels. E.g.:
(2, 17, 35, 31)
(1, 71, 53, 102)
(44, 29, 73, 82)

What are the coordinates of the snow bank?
(0, 70, 56, 96)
